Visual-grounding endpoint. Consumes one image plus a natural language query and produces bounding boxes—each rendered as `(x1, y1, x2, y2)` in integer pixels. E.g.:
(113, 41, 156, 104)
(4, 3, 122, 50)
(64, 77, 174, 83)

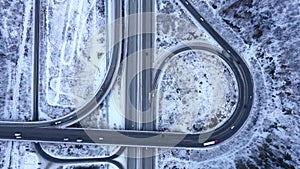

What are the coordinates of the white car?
(231, 126, 235, 130)
(203, 140, 218, 146)
(54, 121, 62, 125)
(14, 132, 22, 139)
(76, 138, 83, 143)
(63, 137, 69, 141)
(14, 132, 21, 137)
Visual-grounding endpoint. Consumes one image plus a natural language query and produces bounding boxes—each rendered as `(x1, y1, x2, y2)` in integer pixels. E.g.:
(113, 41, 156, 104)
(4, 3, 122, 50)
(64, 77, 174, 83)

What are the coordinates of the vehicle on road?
(148, 92, 155, 101)
(14, 132, 22, 139)
(76, 138, 83, 143)
(203, 140, 218, 146)
(54, 121, 62, 125)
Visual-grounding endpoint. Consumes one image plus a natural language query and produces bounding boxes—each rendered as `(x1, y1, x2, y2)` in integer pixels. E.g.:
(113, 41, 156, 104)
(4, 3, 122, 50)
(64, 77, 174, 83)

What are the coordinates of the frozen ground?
(1, 0, 299, 168)
(157, 0, 300, 168)
(35, 86, 125, 168)
(79, 66, 125, 130)
(0, 141, 11, 168)
(60, 163, 119, 169)
(0, 141, 118, 169)
(0, 0, 33, 121)
(156, 0, 238, 134)
(38, 0, 125, 164)
(0, 141, 40, 169)
(156, 0, 220, 56)
(40, 143, 119, 159)
(157, 50, 238, 133)
(0, 0, 124, 168)
(39, 0, 108, 120)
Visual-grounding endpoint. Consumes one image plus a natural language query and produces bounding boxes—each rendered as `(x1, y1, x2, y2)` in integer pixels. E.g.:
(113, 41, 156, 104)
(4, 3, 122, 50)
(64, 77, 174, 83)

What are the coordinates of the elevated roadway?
(0, 0, 123, 128)
(0, 0, 254, 159)
(1, 41, 253, 148)
(124, 0, 156, 168)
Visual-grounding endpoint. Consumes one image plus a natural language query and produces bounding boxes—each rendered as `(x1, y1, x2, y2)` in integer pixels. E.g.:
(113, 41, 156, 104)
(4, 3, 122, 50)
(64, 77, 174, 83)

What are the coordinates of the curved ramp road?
(0, 43, 253, 148)
(34, 144, 125, 168)
(0, 0, 253, 149)
(31, 0, 126, 165)
(124, 0, 156, 168)
(153, 42, 254, 146)
(0, 0, 122, 128)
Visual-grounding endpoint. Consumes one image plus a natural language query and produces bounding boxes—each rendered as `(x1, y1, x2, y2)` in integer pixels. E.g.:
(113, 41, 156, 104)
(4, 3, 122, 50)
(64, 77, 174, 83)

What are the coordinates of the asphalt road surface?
(178, 0, 254, 142)
(32, 0, 125, 169)
(33, 0, 40, 121)
(0, 0, 254, 158)
(32, 0, 125, 167)
(140, 0, 156, 168)
(0, 0, 123, 128)
(153, 42, 253, 145)
(124, 0, 142, 168)
(0, 126, 222, 147)
(124, 0, 156, 168)
(34, 144, 125, 168)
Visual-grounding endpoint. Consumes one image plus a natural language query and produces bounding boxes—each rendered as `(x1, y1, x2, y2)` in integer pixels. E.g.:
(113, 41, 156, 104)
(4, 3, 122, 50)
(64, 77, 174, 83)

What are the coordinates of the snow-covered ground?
(157, 50, 238, 133)
(0, 0, 33, 121)
(155, 0, 238, 134)
(0, 141, 118, 169)
(0, 141, 11, 168)
(39, 0, 108, 120)
(1, 0, 299, 168)
(39, 70, 126, 162)
(38, 0, 125, 164)
(156, 0, 300, 168)
(79, 66, 125, 130)
(40, 143, 119, 159)
(0, 142, 40, 169)
(157, 1, 214, 56)
(155, 0, 238, 133)
(0, 0, 124, 168)
(156, 0, 221, 53)
(60, 163, 119, 169)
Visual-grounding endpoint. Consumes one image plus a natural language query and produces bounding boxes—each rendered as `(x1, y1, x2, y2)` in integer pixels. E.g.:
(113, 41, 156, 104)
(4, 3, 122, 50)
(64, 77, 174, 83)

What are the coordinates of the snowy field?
(0, 0, 123, 168)
(0, 141, 119, 169)
(40, 143, 119, 159)
(156, 0, 221, 55)
(78, 64, 125, 130)
(0, 0, 33, 121)
(39, 0, 108, 120)
(157, 50, 238, 133)
(157, 0, 300, 168)
(0, 0, 299, 168)
(0, 142, 41, 169)
(155, 0, 238, 133)
(38, 0, 124, 164)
